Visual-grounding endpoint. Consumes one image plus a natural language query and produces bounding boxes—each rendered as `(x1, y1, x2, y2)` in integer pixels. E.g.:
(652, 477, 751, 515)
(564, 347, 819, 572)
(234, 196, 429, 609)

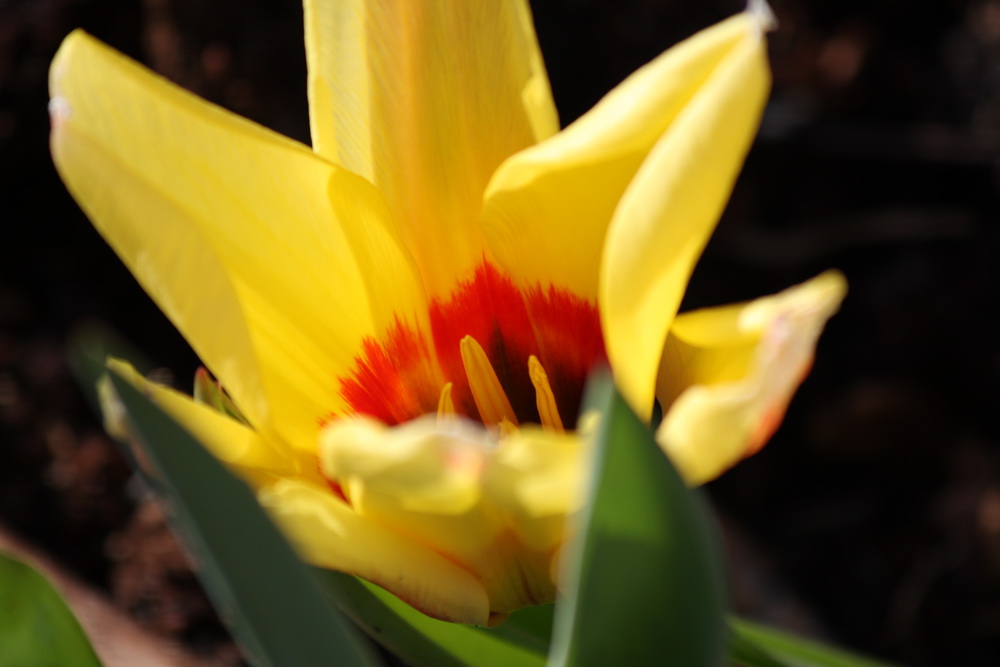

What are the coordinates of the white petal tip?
(747, 0, 778, 32)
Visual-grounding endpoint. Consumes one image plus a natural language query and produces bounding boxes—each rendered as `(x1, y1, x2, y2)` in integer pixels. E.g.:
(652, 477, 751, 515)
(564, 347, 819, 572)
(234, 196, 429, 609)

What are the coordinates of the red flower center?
(339, 262, 605, 428)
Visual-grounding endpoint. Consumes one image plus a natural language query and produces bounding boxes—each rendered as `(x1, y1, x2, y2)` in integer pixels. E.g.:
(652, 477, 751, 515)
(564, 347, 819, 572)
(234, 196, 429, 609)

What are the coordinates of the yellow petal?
(259, 478, 491, 625)
(323, 416, 505, 565)
(320, 416, 488, 516)
(106, 359, 322, 485)
(50, 32, 425, 451)
(319, 416, 564, 614)
(487, 426, 585, 552)
(303, 0, 559, 295)
(483, 12, 760, 299)
(656, 272, 847, 486)
(599, 10, 772, 419)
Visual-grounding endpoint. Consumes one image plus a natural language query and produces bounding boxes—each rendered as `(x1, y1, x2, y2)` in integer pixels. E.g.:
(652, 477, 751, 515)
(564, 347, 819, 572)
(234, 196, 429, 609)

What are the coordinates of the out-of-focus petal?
(487, 426, 586, 552)
(50, 32, 426, 452)
(318, 416, 563, 615)
(599, 11, 772, 419)
(320, 417, 505, 567)
(483, 13, 757, 301)
(303, 0, 559, 295)
(260, 478, 492, 625)
(656, 272, 847, 486)
(320, 416, 489, 515)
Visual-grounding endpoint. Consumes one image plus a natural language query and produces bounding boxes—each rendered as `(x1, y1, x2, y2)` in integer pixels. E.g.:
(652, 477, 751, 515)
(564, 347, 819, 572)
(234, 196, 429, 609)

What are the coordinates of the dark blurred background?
(2, 0, 999, 664)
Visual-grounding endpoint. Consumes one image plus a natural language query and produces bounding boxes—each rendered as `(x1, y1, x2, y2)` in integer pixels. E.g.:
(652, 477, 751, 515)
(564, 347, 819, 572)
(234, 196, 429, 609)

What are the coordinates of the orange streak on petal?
(338, 316, 441, 425)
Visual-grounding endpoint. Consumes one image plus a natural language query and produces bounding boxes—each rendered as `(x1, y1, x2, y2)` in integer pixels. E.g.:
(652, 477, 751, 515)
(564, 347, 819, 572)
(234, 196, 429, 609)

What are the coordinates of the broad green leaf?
(549, 376, 727, 666)
(0, 551, 102, 667)
(314, 569, 548, 667)
(107, 369, 379, 667)
(730, 617, 895, 667)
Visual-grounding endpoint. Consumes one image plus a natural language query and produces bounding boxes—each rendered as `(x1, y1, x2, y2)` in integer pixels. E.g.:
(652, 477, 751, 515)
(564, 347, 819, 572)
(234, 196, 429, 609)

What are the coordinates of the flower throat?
(338, 262, 606, 430)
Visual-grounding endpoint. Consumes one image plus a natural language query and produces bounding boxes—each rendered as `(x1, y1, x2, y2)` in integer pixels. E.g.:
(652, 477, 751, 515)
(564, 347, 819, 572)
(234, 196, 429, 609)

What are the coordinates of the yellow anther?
(437, 382, 456, 423)
(459, 335, 519, 428)
(528, 355, 564, 433)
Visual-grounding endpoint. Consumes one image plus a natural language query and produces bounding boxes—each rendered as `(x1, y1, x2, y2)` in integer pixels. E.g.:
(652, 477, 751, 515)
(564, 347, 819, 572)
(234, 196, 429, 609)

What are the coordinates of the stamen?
(498, 418, 520, 438)
(437, 382, 456, 423)
(528, 356, 565, 433)
(459, 335, 519, 427)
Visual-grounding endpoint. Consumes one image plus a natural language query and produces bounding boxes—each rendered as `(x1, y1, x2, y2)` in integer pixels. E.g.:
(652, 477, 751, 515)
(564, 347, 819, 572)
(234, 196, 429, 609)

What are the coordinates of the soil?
(2, 0, 1000, 665)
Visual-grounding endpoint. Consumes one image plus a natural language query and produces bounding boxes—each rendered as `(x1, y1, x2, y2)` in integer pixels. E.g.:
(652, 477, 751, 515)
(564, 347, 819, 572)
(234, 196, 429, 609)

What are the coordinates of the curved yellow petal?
(656, 272, 847, 486)
(105, 359, 325, 486)
(259, 479, 491, 625)
(487, 426, 586, 552)
(318, 416, 563, 614)
(50, 32, 426, 451)
(320, 417, 502, 564)
(320, 416, 489, 516)
(600, 10, 772, 420)
(303, 0, 559, 295)
(483, 13, 759, 300)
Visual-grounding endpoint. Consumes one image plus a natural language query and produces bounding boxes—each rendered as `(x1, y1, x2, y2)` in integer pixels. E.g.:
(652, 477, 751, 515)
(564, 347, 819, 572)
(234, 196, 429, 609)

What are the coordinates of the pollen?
(460, 335, 519, 428)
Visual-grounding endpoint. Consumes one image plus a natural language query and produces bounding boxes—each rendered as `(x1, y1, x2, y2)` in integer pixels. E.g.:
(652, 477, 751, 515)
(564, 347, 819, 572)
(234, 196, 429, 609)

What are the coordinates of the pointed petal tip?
(48, 31, 88, 121)
(657, 271, 846, 486)
(815, 268, 849, 299)
(51, 28, 85, 60)
(742, 269, 847, 334)
(50, 29, 95, 90)
(747, 0, 778, 32)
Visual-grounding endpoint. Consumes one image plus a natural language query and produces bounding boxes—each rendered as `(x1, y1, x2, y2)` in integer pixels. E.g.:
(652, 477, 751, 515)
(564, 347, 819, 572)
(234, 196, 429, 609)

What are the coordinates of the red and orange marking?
(339, 262, 606, 429)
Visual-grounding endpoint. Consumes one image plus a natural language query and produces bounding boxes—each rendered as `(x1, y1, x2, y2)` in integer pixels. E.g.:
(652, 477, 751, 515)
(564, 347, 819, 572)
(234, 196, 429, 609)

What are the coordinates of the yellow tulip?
(50, 0, 845, 625)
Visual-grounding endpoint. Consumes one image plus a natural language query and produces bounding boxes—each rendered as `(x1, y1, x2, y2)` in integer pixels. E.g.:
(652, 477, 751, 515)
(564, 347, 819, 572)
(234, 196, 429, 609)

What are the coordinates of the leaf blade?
(550, 376, 728, 666)
(0, 551, 102, 667)
(314, 569, 548, 667)
(730, 617, 897, 667)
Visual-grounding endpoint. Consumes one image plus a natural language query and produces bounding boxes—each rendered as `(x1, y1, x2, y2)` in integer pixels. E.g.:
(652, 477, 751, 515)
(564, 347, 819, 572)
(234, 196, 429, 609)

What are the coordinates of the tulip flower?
(50, 0, 844, 626)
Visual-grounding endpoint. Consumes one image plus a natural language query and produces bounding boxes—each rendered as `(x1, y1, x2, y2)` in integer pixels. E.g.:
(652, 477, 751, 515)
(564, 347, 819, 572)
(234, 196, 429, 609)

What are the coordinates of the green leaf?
(0, 551, 102, 667)
(729, 617, 896, 667)
(729, 621, 791, 667)
(107, 369, 379, 667)
(314, 569, 548, 667)
(479, 603, 554, 653)
(549, 375, 728, 666)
